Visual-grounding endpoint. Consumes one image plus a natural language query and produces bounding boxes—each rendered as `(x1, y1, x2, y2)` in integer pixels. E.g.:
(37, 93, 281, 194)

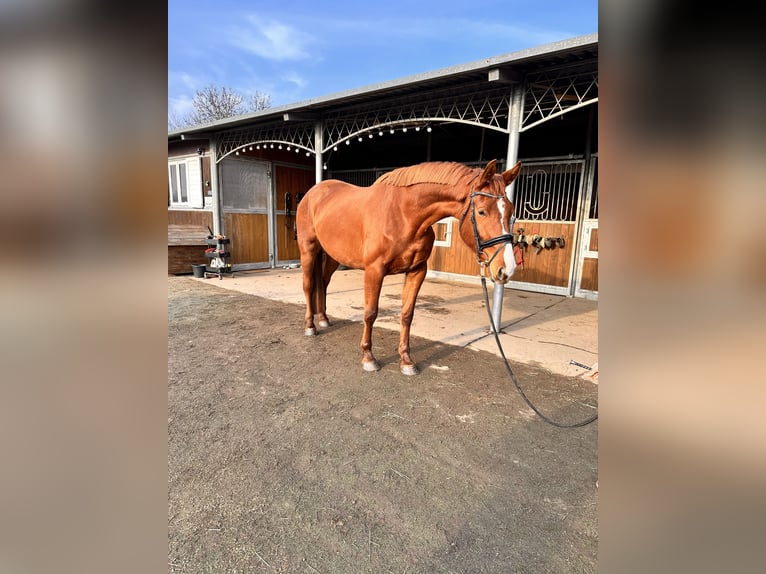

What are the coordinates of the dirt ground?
(168, 276, 598, 573)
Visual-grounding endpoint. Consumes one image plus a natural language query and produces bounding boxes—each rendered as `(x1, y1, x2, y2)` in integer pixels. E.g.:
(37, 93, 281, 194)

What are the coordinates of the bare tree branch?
(168, 85, 272, 131)
(249, 91, 272, 112)
(190, 85, 244, 125)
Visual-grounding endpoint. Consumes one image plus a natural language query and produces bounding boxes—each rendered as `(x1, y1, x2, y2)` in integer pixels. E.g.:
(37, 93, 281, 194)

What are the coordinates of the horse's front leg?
(360, 267, 384, 372)
(398, 263, 427, 375)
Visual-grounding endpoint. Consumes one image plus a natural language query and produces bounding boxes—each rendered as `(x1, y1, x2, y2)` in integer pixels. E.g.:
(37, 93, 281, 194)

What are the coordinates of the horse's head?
(459, 159, 522, 284)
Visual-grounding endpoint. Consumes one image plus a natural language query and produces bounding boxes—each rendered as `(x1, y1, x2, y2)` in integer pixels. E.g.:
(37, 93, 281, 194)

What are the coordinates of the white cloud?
(281, 71, 307, 89)
(168, 94, 194, 119)
(167, 72, 203, 123)
(230, 17, 313, 61)
(294, 15, 570, 49)
(453, 20, 570, 46)
(168, 71, 203, 93)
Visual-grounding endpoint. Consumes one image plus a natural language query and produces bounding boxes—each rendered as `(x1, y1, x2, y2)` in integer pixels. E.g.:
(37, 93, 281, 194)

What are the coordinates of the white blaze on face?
(497, 197, 516, 278)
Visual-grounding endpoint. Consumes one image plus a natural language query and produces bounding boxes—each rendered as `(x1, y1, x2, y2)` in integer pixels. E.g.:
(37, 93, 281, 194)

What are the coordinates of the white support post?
(491, 280, 504, 332)
(209, 136, 222, 236)
(491, 80, 525, 332)
(505, 81, 524, 202)
(314, 121, 323, 184)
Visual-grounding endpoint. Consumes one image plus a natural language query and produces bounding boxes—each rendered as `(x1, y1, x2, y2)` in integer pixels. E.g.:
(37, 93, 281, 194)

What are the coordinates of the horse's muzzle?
(493, 266, 513, 284)
(491, 246, 517, 284)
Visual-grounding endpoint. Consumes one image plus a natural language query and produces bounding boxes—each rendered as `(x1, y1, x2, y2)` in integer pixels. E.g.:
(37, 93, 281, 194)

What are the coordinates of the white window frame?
(168, 159, 189, 206)
(433, 217, 454, 247)
(168, 156, 204, 208)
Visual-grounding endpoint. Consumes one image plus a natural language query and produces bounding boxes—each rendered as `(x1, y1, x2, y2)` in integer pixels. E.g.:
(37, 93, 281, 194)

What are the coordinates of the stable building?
(168, 33, 598, 299)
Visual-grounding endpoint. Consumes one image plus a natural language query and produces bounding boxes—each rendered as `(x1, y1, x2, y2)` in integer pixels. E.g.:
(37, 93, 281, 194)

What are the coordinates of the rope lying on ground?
(479, 276, 598, 428)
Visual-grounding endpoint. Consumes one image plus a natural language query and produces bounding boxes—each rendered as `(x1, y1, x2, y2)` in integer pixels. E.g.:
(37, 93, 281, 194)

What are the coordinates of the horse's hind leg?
(315, 255, 339, 328)
(398, 263, 428, 375)
(300, 244, 321, 336)
(360, 266, 384, 372)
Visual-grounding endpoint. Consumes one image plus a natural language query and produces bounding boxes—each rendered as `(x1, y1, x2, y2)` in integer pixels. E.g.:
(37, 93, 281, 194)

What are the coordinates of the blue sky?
(168, 0, 597, 121)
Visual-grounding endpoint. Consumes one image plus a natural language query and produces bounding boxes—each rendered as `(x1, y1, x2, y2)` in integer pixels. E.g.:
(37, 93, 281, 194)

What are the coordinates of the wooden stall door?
(507, 159, 584, 296)
(274, 165, 314, 265)
(510, 221, 576, 288)
(220, 158, 272, 269)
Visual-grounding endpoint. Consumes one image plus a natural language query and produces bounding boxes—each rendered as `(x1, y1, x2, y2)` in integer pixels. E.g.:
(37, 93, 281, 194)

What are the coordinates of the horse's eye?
(477, 209, 487, 217)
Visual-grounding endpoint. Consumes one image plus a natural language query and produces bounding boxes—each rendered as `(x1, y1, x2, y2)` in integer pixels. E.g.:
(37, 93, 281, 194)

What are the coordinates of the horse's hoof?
(400, 364, 419, 376)
(362, 360, 381, 372)
(304, 328, 316, 336)
(318, 319, 330, 328)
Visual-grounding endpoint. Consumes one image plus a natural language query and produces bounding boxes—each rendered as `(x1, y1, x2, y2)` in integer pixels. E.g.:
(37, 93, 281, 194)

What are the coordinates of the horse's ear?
(478, 159, 498, 186)
(502, 161, 522, 185)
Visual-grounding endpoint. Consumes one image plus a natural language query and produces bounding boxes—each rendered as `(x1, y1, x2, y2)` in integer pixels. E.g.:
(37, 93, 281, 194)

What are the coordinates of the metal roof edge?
(168, 33, 597, 139)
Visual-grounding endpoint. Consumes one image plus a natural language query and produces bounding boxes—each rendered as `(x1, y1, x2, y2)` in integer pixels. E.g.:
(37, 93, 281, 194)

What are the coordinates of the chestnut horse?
(296, 159, 522, 375)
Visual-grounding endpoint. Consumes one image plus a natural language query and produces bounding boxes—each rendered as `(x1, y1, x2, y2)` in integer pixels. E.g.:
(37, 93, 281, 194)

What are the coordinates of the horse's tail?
(310, 249, 340, 317)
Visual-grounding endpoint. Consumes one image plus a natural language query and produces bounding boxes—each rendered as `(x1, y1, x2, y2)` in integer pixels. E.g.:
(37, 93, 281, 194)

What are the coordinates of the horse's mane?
(374, 162, 477, 188)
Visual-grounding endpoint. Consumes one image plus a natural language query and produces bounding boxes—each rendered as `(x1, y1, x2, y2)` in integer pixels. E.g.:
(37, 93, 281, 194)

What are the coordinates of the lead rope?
(479, 275, 598, 428)
(468, 192, 598, 428)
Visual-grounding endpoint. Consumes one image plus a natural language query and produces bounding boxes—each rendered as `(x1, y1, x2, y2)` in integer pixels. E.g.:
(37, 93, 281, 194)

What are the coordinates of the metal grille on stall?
(326, 168, 387, 187)
(508, 158, 585, 296)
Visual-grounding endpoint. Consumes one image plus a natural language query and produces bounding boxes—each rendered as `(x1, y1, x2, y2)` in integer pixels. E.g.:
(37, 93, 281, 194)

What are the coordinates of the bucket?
(191, 264, 206, 278)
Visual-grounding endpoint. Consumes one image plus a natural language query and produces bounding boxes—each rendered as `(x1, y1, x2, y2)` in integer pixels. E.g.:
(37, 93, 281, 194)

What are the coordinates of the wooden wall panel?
(168, 209, 213, 228)
(510, 221, 575, 287)
(579, 226, 598, 292)
(169, 141, 207, 157)
(580, 259, 598, 291)
(275, 165, 313, 262)
(589, 227, 598, 251)
(276, 214, 301, 261)
(275, 165, 314, 210)
(427, 220, 576, 288)
(167, 211, 213, 274)
(223, 212, 270, 265)
(427, 233, 479, 276)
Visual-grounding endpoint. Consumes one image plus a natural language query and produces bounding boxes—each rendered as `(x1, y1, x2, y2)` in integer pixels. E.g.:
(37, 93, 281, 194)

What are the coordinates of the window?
(433, 217, 454, 247)
(168, 156, 203, 208)
(168, 161, 188, 205)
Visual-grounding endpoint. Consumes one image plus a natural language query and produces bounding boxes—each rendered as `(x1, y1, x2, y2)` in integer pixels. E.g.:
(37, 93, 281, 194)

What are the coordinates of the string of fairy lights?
(231, 123, 434, 169)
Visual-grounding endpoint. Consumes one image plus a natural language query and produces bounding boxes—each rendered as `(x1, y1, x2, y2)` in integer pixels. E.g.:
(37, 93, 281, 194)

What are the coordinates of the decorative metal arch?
(216, 120, 316, 162)
(220, 140, 315, 162)
(521, 61, 598, 132)
(320, 85, 513, 152)
(321, 116, 508, 152)
(212, 58, 598, 160)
